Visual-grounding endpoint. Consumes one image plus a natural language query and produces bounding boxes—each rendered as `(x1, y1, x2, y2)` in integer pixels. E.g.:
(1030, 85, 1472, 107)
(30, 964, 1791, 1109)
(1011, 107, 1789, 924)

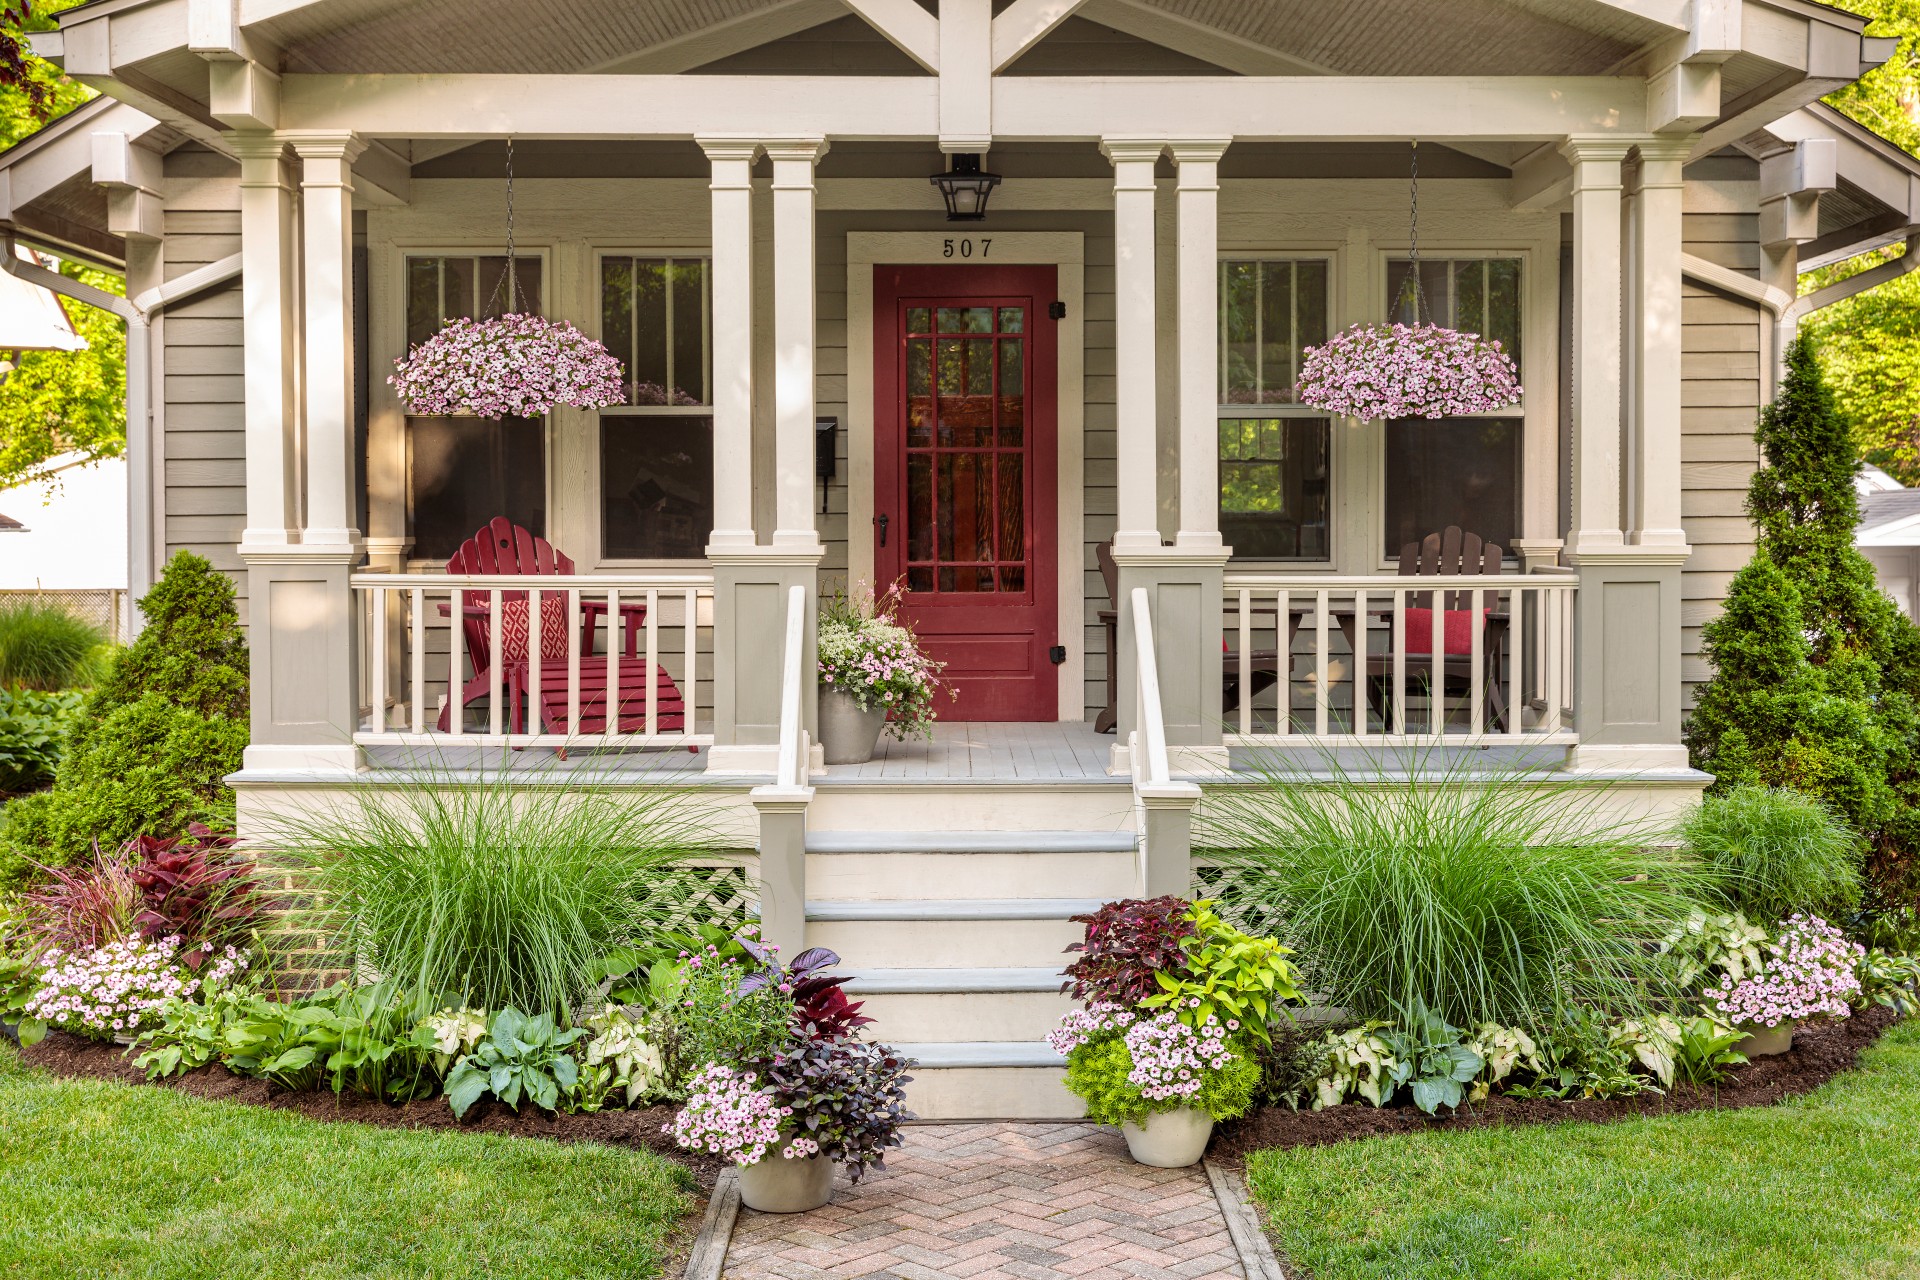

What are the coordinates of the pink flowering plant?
(388, 313, 626, 418)
(1295, 322, 1522, 421)
(667, 1063, 799, 1164)
(818, 580, 952, 740)
(1705, 914, 1864, 1028)
(1050, 1001, 1259, 1126)
(23, 935, 248, 1041)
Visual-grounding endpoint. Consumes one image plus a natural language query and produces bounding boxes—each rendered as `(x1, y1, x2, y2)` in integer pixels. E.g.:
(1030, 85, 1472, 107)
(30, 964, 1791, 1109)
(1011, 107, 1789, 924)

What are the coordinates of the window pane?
(405, 258, 441, 348)
(408, 417, 546, 562)
(602, 257, 635, 404)
(631, 259, 670, 402)
(1387, 257, 1521, 373)
(600, 415, 714, 560)
(1383, 417, 1521, 557)
(670, 260, 706, 405)
(1221, 261, 1259, 404)
(1220, 259, 1330, 406)
(1218, 417, 1331, 561)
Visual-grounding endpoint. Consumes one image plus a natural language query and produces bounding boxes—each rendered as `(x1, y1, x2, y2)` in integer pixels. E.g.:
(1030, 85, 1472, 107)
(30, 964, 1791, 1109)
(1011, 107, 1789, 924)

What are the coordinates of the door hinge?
(1049, 644, 1068, 665)
(1048, 300, 1067, 320)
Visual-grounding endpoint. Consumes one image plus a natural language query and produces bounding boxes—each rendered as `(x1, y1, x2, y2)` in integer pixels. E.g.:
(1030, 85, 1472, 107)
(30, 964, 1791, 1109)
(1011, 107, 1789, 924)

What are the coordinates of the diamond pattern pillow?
(496, 593, 573, 664)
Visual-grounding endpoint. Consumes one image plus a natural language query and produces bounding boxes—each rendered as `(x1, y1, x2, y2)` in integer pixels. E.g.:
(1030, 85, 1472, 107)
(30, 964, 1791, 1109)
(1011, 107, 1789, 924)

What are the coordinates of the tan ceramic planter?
(1121, 1107, 1215, 1168)
(736, 1153, 833, 1213)
(1735, 1019, 1797, 1057)
(818, 686, 888, 765)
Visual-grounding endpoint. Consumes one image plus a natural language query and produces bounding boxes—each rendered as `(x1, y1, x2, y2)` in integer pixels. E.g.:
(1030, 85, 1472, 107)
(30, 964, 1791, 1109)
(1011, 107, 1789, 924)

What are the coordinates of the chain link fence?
(0, 588, 131, 643)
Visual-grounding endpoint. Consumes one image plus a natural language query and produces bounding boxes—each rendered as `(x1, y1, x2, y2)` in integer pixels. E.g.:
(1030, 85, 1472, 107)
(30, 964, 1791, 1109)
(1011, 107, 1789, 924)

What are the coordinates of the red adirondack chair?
(434, 517, 688, 740)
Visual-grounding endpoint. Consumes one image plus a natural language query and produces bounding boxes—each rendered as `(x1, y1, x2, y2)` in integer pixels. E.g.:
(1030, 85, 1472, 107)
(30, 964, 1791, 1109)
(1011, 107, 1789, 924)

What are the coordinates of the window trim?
(394, 245, 555, 571)
(589, 245, 717, 569)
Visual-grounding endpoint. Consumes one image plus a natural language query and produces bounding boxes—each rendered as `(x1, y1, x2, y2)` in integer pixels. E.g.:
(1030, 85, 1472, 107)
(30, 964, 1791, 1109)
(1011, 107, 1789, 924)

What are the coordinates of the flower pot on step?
(1734, 1020, 1797, 1057)
(1121, 1107, 1214, 1168)
(818, 686, 888, 765)
(736, 1152, 834, 1213)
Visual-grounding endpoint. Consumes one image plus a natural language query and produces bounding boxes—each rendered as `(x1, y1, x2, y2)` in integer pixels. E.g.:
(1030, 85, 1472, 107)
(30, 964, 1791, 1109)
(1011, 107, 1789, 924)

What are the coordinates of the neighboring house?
(1858, 465, 1920, 619)
(0, 452, 129, 593)
(1, 0, 1916, 1118)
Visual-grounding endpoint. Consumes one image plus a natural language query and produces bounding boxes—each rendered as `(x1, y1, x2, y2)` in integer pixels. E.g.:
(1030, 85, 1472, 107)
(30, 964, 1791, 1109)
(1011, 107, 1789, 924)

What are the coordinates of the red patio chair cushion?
(1402, 607, 1489, 657)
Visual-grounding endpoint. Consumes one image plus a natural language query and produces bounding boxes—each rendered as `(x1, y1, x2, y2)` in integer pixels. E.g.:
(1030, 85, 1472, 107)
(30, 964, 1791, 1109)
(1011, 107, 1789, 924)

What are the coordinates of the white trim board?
(846, 231, 1086, 722)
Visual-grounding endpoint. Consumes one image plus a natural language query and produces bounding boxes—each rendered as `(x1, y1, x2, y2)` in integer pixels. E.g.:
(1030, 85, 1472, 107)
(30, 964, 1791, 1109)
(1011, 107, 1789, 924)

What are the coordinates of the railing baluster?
(1469, 586, 1484, 737)
(370, 586, 387, 736)
(1352, 587, 1367, 739)
(1392, 587, 1406, 738)
(1544, 586, 1563, 735)
(410, 586, 425, 736)
(684, 587, 699, 738)
(1314, 588, 1330, 738)
(645, 588, 660, 738)
(1507, 584, 1523, 739)
(567, 588, 581, 736)
(487, 588, 503, 738)
(1275, 589, 1290, 737)
(447, 587, 463, 738)
(527, 585, 542, 742)
(605, 586, 620, 742)
(1430, 595, 1445, 739)
(1237, 587, 1251, 737)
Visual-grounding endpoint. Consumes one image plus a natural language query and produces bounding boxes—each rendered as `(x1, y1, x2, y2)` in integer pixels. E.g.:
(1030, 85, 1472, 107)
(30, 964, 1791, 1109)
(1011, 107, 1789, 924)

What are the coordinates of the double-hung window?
(402, 254, 547, 561)
(598, 256, 712, 562)
(1217, 259, 1332, 562)
(1381, 256, 1523, 557)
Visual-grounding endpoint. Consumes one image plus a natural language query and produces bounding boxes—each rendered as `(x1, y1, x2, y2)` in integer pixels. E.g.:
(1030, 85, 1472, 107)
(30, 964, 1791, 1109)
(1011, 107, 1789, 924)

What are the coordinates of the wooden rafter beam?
(840, 0, 940, 73)
(990, 0, 1092, 73)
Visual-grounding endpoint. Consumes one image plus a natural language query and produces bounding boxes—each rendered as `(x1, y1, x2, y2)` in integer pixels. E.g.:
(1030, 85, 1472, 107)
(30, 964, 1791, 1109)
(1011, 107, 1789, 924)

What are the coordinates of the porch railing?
(1222, 570, 1578, 747)
(351, 571, 715, 750)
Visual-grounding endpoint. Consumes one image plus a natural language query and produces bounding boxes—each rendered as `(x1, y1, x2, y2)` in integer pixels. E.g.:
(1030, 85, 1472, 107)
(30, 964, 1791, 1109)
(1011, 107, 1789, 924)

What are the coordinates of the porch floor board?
(822, 719, 1118, 783)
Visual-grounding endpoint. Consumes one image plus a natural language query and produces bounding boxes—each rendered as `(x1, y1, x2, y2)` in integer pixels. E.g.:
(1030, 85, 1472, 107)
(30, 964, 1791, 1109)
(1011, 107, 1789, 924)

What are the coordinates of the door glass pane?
(937, 305, 993, 333)
(907, 338, 934, 447)
(997, 452, 1024, 562)
(997, 307, 1024, 332)
(1383, 417, 1521, 555)
(998, 337, 1024, 444)
(907, 306, 931, 332)
(907, 455, 932, 561)
(600, 415, 713, 560)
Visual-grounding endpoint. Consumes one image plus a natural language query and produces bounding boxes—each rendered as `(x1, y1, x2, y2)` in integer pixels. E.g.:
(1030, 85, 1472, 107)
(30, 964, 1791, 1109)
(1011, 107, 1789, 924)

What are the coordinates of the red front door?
(874, 264, 1058, 721)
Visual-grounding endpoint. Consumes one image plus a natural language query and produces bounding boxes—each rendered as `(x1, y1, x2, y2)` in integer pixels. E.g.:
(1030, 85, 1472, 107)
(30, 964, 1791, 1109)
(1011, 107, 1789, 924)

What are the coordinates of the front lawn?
(0, 1043, 696, 1280)
(1245, 1017, 1920, 1280)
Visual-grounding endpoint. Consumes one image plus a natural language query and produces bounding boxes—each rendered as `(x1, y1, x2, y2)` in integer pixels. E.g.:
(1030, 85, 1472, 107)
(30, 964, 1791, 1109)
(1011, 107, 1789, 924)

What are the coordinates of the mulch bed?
(15, 1031, 730, 1191)
(1211, 1004, 1900, 1165)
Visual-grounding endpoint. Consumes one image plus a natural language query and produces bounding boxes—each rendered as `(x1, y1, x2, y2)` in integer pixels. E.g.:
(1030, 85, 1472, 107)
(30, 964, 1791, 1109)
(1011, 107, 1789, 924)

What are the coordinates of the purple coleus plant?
(735, 936, 874, 1040)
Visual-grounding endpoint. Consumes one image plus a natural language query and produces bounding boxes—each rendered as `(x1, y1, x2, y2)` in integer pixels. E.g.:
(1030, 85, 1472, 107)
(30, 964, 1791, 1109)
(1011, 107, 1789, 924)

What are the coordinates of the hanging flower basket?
(388, 313, 626, 418)
(1295, 322, 1522, 421)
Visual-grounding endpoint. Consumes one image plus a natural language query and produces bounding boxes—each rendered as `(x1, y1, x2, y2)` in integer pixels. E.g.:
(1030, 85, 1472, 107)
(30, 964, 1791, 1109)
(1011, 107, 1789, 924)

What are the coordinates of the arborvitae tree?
(1686, 337, 1920, 907)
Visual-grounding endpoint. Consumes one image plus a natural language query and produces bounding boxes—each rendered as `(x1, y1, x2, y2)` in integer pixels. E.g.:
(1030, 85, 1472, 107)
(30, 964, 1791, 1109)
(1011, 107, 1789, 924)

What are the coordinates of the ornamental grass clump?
(388, 313, 626, 418)
(1199, 751, 1721, 1030)
(0, 600, 105, 692)
(1706, 914, 1864, 1029)
(1680, 785, 1864, 923)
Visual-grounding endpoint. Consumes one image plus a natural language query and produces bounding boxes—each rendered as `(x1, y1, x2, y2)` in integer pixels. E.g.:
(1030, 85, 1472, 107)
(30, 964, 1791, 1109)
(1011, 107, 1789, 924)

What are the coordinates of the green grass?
(0, 1043, 696, 1280)
(1245, 1017, 1920, 1280)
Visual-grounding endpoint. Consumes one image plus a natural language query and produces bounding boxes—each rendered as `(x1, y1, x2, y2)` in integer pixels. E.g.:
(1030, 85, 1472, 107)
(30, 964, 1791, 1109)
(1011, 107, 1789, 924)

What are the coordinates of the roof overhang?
(0, 95, 169, 268)
(1747, 101, 1920, 270)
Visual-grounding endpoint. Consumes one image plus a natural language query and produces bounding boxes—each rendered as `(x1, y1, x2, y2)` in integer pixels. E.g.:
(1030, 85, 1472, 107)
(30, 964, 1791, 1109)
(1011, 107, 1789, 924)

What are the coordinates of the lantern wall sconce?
(930, 153, 1001, 221)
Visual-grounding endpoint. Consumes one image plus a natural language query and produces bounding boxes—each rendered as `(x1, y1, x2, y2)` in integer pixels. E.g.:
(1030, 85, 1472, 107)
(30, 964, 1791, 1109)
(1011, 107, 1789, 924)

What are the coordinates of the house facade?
(5, 0, 1918, 1117)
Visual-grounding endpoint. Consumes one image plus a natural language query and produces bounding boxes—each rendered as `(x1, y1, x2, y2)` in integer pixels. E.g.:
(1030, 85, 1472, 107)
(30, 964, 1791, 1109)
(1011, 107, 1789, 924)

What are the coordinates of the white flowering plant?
(1707, 914, 1864, 1028)
(24, 935, 247, 1041)
(1296, 321, 1522, 421)
(817, 581, 951, 740)
(389, 313, 626, 418)
(1050, 1002, 1259, 1126)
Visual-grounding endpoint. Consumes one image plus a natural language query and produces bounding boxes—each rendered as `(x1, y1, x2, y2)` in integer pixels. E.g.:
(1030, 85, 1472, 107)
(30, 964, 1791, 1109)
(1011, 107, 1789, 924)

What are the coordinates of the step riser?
(857, 990, 1073, 1043)
(905, 1066, 1084, 1121)
(807, 789, 1134, 833)
(807, 852, 1136, 901)
(806, 917, 1083, 969)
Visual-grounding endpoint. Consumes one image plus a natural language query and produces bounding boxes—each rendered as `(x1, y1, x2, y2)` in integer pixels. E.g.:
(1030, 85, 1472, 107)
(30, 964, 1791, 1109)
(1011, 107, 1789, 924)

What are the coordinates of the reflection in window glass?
(1219, 259, 1329, 405)
(404, 255, 543, 347)
(602, 257, 709, 406)
(1218, 418, 1331, 561)
(601, 416, 714, 561)
(1386, 257, 1521, 370)
(1383, 417, 1521, 556)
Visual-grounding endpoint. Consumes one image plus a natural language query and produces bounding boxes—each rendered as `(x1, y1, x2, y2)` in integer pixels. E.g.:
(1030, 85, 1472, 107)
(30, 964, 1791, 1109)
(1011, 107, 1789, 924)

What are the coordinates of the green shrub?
(1679, 785, 1864, 923)
(260, 765, 716, 1017)
(1685, 338, 1920, 910)
(0, 601, 104, 692)
(0, 553, 249, 885)
(1198, 754, 1721, 1031)
(0, 689, 84, 794)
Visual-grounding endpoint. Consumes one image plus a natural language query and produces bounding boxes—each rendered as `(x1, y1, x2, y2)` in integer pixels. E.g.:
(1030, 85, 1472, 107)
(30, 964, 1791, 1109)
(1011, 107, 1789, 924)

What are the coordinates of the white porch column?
(700, 138, 760, 551)
(293, 131, 366, 549)
(1630, 138, 1691, 548)
(1171, 139, 1228, 550)
(1103, 138, 1163, 551)
(232, 132, 299, 551)
(1560, 136, 1632, 555)
(767, 137, 827, 552)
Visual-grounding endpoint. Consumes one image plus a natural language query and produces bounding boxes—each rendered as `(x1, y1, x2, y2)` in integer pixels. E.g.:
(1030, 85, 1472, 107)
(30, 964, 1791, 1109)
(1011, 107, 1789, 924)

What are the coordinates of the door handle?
(875, 513, 889, 548)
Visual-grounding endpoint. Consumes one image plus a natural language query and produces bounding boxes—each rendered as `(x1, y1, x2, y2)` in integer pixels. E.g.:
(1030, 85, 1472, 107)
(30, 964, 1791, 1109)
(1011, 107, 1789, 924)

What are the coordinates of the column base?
(238, 742, 366, 775)
(243, 544, 365, 766)
(709, 546, 824, 753)
(1566, 742, 1694, 774)
(1111, 546, 1233, 748)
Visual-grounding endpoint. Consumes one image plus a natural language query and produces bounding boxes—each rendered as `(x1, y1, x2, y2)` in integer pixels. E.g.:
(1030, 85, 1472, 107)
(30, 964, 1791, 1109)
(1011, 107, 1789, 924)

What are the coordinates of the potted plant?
(816, 582, 949, 766)
(1049, 897, 1298, 1167)
(666, 936, 914, 1212)
(1705, 914, 1863, 1056)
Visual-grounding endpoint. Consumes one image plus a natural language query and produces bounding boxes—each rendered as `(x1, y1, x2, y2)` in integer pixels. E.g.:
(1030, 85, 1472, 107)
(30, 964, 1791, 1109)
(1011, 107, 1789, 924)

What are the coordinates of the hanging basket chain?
(1392, 140, 1431, 327)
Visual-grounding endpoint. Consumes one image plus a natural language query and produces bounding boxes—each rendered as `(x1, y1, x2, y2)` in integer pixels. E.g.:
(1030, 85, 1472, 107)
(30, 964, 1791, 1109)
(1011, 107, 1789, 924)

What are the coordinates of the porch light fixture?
(930, 153, 1001, 222)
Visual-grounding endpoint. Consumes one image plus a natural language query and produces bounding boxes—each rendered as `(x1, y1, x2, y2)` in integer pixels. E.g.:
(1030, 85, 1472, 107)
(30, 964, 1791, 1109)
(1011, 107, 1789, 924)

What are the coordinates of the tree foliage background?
(1806, 0, 1920, 482)
(0, 0, 125, 493)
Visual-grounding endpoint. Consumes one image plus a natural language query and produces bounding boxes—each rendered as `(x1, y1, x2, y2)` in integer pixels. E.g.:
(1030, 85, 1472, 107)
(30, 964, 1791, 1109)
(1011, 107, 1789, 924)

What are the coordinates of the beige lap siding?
(160, 150, 247, 621)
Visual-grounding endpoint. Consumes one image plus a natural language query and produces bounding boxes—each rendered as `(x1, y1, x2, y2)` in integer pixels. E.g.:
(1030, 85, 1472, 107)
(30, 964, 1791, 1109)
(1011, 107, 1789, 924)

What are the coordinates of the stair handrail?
(1129, 586, 1172, 787)
(775, 582, 809, 789)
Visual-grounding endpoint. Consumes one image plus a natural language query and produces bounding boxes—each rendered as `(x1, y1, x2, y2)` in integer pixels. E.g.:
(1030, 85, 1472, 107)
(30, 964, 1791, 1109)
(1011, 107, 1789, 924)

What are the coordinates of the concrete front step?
(894, 1042, 1082, 1120)
(856, 989, 1075, 1042)
(806, 782, 1134, 833)
(805, 830, 1137, 902)
(806, 898, 1098, 969)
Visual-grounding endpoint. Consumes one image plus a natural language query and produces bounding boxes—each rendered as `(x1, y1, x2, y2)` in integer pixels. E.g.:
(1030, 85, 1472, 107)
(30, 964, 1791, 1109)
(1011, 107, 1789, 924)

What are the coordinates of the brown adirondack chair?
(1093, 539, 1284, 734)
(434, 517, 685, 739)
(1364, 526, 1510, 732)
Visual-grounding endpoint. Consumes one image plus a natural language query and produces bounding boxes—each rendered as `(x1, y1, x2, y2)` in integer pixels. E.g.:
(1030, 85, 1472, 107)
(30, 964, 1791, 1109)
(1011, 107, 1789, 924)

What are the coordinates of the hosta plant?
(446, 1007, 587, 1118)
(1049, 1002, 1258, 1126)
(133, 978, 256, 1079)
(1307, 1004, 1496, 1115)
(389, 313, 625, 418)
(1, 949, 47, 1047)
(1062, 896, 1196, 1007)
(1658, 909, 1772, 991)
(578, 1004, 667, 1108)
(421, 1006, 487, 1074)
(1854, 949, 1920, 1018)
(1706, 914, 1864, 1028)
(195, 981, 437, 1101)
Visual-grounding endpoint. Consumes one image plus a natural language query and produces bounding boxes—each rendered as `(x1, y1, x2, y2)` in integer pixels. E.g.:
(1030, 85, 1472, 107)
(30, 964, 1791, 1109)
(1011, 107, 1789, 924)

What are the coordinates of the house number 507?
(943, 238, 991, 258)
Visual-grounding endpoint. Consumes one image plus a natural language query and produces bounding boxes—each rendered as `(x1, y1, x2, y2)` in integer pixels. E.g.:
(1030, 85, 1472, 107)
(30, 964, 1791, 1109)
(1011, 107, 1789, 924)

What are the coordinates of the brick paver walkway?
(721, 1122, 1248, 1279)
